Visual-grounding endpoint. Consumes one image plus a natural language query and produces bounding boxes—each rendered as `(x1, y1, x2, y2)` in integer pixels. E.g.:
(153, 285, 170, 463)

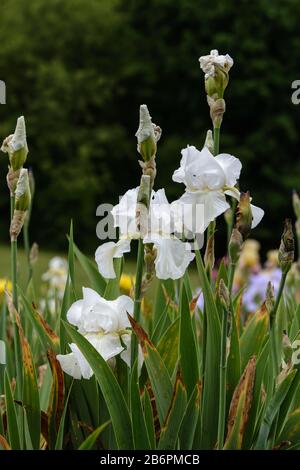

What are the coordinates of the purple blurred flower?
(242, 268, 281, 312)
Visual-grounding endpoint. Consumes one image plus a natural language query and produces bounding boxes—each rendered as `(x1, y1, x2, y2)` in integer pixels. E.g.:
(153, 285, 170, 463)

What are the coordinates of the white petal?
(149, 188, 173, 235)
(176, 190, 229, 233)
(81, 298, 119, 334)
(57, 343, 93, 380)
(251, 204, 264, 228)
(82, 287, 102, 307)
(173, 145, 226, 191)
(224, 187, 240, 200)
(147, 236, 195, 280)
(111, 188, 139, 238)
(70, 343, 94, 379)
(95, 239, 131, 279)
(87, 333, 124, 361)
(215, 153, 242, 187)
(66, 299, 83, 328)
(120, 333, 144, 372)
(56, 351, 83, 380)
(110, 295, 133, 330)
(119, 333, 131, 368)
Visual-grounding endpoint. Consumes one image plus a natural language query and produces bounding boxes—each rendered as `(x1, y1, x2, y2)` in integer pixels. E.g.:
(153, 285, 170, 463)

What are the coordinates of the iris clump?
(0, 50, 300, 452)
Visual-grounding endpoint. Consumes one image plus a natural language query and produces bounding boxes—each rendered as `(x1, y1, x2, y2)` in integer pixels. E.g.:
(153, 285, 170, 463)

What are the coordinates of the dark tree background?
(0, 0, 300, 256)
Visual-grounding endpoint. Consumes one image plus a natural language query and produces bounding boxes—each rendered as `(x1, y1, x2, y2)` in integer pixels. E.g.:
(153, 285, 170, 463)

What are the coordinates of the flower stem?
(228, 261, 237, 295)
(227, 198, 238, 245)
(10, 194, 22, 399)
(10, 196, 18, 309)
(217, 304, 228, 449)
(270, 271, 287, 377)
(131, 238, 144, 366)
(213, 126, 220, 155)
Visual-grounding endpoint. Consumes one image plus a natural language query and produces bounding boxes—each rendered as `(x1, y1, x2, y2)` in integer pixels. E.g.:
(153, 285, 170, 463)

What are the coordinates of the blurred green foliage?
(0, 0, 300, 254)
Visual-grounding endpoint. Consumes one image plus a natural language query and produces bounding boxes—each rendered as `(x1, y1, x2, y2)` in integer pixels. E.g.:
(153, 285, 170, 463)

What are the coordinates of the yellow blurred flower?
(0, 278, 12, 295)
(119, 274, 135, 293)
(239, 239, 260, 268)
(266, 249, 279, 269)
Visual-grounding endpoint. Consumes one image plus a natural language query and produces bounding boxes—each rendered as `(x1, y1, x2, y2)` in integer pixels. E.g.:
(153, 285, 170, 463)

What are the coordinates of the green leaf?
(72, 240, 106, 295)
(63, 321, 133, 449)
(153, 280, 175, 328)
(240, 303, 269, 370)
(20, 291, 60, 353)
(223, 356, 256, 450)
(23, 410, 34, 450)
(78, 420, 111, 450)
(243, 341, 269, 449)
(4, 370, 21, 450)
(158, 375, 187, 450)
(254, 369, 297, 449)
(143, 388, 156, 449)
(157, 317, 179, 378)
(195, 250, 220, 449)
(179, 383, 201, 450)
(130, 361, 151, 450)
(129, 316, 173, 425)
(226, 307, 241, 409)
(179, 283, 199, 396)
(277, 408, 300, 447)
(55, 382, 73, 450)
(276, 368, 300, 437)
(68, 220, 76, 290)
(47, 349, 65, 449)
(16, 316, 40, 450)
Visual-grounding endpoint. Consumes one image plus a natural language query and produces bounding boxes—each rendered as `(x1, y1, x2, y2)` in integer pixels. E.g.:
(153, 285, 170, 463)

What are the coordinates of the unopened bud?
(229, 228, 243, 264)
(265, 281, 275, 313)
(135, 105, 161, 161)
(199, 50, 233, 100)
(207, 97, 226, 128)
(136, 175, 151, 236)
(1, 116, 28, 171)
(142, 243, 157, 295)
(236, 192, 253, 240)
(218, 278, 230, 311)
(15, 169, 31, 211)
(10, 169, 31, 241)
(278, 219, 294, 275)
(203, 130, 214, 154)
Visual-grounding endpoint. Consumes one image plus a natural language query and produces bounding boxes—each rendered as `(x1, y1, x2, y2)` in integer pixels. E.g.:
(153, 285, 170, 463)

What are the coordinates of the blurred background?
(0, 0, 300, 260)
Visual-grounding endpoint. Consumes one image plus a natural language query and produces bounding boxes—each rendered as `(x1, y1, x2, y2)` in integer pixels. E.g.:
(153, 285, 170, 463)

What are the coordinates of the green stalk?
(11, 241, 18, 309)
(228, 260, 237, 295)
(213, 127, 220, 155)
(227, 198, 238, 245)
(269, 272, 288, 377)
(217, 305, 228, 449)
(131, 238, 144, 366)
(10, 195, 18, 309)
(10, 195, 22, 399)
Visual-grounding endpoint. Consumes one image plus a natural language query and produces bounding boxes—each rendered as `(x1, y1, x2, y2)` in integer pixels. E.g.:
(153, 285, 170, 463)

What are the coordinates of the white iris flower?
(57, 288, 141, 379)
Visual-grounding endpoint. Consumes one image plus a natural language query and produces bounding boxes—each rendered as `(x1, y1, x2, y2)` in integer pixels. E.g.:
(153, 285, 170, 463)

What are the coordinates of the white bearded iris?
(172, 145, 264, 234)
(199, 49, 233, 79)
(95, 188, 195, 281)
(57, 288, 140, 379)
